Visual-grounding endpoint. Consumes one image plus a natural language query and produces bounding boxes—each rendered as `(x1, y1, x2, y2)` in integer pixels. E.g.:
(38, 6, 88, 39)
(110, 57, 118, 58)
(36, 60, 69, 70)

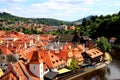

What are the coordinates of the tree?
(82, 18, 88, 26)
(95, 37, 111, 52)
(68, 57, 79, 70)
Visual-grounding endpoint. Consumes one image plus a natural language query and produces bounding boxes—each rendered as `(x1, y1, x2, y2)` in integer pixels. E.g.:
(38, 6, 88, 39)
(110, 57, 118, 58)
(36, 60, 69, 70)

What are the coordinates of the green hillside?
(78, 11, 120, 39)
(0, 11, 120, 41)
(0, 12, 73, 26)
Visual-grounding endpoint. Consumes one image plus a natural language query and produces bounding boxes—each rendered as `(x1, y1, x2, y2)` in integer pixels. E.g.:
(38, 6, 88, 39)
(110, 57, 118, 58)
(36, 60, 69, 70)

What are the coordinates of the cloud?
(1, 0, 119, 21)
(113, 2, 120, 6)
(31, 0, 91, 12)
(0, 0, 26, 3)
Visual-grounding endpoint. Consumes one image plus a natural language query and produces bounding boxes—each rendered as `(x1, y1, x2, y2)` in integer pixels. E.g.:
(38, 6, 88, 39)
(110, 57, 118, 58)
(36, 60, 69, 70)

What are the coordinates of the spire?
(30, 51, 43, 64)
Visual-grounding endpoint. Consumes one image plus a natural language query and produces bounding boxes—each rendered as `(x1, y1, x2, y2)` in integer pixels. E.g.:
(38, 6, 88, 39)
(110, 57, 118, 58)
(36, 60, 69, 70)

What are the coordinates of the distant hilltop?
(0, 12, 92, 26)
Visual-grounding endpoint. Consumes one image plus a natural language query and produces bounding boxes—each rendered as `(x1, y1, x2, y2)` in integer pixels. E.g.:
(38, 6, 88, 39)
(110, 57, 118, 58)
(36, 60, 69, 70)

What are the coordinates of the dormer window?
(11, 50, 14, 52)
(52, 61, 55, 64)
(56, 60, 58, 62)
(34, 66, 35, 69)
(93, 52, 96, 54)
(51, 55, 54, 58)
(59, 59, 62, 61)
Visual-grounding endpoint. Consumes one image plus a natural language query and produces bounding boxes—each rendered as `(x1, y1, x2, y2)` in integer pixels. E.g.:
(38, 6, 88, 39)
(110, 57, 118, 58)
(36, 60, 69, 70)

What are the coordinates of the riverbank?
(65, 60, 110, 80)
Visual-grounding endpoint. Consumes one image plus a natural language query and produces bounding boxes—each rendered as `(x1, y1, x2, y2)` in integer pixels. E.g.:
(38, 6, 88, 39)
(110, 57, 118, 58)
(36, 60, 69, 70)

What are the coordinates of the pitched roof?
(0, 61, 39, 80)
(42, 51, 65, 68)
(73, 51, 84, 62)
(44, 71, 58, 80)
(0, 48, 12, 55)
(29, 51, 43, 64)
(77, 45, 85, 52)
(85, 48, 103, 58)
(58, 34, 74, 42)
(54, 50, 69, 61)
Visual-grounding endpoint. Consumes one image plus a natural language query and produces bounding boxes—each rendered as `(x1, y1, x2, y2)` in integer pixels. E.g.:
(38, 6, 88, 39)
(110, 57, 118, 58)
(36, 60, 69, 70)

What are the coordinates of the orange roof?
(42, 51, 65, 68)
(0, 48, 12, 55)
(0, 62, 26, 80)
(86, 48, 103, 58)
(73, 48, 79, 51)
(13, 62, 28, 80)
(19, 61, 39, 80)
(73, 51, 84, 61)
(29, 51, 43, 64)
(63, 43, 72, 50)
(77, 45, 85, 52)
(0, 60, 39, 80)
(54, 50, 69, 61)
(0, 70, 18, 80)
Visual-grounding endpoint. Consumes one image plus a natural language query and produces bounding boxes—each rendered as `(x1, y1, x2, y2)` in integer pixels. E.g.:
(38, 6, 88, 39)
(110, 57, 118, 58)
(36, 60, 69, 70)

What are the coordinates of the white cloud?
(31, 0, 90, 12)
(1, 0, 119, 21)
(113, 2, 120, 6)
(0, 0, 26, 3)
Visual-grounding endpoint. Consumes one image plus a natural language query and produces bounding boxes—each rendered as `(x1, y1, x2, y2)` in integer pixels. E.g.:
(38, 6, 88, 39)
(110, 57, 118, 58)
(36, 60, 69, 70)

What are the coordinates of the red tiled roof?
(77, 45, 85, 52)
(0, 60, 39, 80)
(29, 51, 43, 64)
(73, 51, 84, 61)
(42, 51, 65, 68)
(86, 48, 103, 58)
(0, 48, 12, 55)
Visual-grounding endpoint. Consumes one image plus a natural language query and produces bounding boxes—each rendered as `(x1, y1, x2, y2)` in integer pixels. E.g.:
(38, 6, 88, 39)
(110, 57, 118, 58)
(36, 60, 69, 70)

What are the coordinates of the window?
(59, 59, 62, 61)
(41, 72, 43, 74)
(93, 52, 96, 54)
(56, 60, 58, 62)
(34, 66, 35, 69)
(11, 50, 14, 52)
(45, 68, 48, 71)
(52, 61, 55, 64)
(12, 78, 14, 80)
(41, 66, 42, 69)
(51, 55, 54, 58)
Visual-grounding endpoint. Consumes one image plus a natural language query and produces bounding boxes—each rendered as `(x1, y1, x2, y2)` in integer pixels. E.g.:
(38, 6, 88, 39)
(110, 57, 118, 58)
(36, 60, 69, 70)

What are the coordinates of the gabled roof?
(77, 45, 85, 52)
(54, 50, 69, 61)
(73, 51, 84, 62)
(0, 63, 19, 80)
(0, 61, 39, 80)
(0, 70, 18, 80)
(86, 48, 103, 58)
(29, 51, 43, 64)
(58, 34, 74, 42)
(42, 51, 65, 68)
(0, 48, 12, 55)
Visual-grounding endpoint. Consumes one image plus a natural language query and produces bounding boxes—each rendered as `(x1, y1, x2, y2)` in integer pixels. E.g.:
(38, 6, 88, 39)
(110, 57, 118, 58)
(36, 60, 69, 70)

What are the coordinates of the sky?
(0, 0, 120, 21)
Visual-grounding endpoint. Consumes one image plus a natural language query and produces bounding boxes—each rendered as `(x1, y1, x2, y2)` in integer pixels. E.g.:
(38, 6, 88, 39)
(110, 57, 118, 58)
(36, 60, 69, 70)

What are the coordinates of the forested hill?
(0, 12, 73, 26)
(0, 11, 120, 40)
(80, 11, 120, 39)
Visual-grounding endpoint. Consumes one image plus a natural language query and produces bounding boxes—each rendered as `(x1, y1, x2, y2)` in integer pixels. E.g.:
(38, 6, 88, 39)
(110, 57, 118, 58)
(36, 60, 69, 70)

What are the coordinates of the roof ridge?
(8, 63, 20, 79)
(18, 61, 33, 80)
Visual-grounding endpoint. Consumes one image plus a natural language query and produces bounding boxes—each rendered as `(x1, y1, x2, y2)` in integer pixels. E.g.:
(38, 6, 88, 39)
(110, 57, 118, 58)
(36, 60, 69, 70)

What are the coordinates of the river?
(72, 49, 120, 80)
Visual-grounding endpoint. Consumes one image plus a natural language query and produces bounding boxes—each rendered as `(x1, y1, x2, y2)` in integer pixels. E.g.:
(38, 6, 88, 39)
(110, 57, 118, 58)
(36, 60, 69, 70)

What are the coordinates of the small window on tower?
(34, 66, 35, 69)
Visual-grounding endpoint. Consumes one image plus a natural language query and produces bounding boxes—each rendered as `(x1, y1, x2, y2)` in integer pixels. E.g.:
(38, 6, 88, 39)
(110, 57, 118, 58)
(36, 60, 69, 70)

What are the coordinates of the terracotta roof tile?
(77, 45, 85, 52)
(42, 51, 65, 68)
(86, 48, 103, 58)
(29, 51, 43, 64)
(0, 48, 12, 55)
